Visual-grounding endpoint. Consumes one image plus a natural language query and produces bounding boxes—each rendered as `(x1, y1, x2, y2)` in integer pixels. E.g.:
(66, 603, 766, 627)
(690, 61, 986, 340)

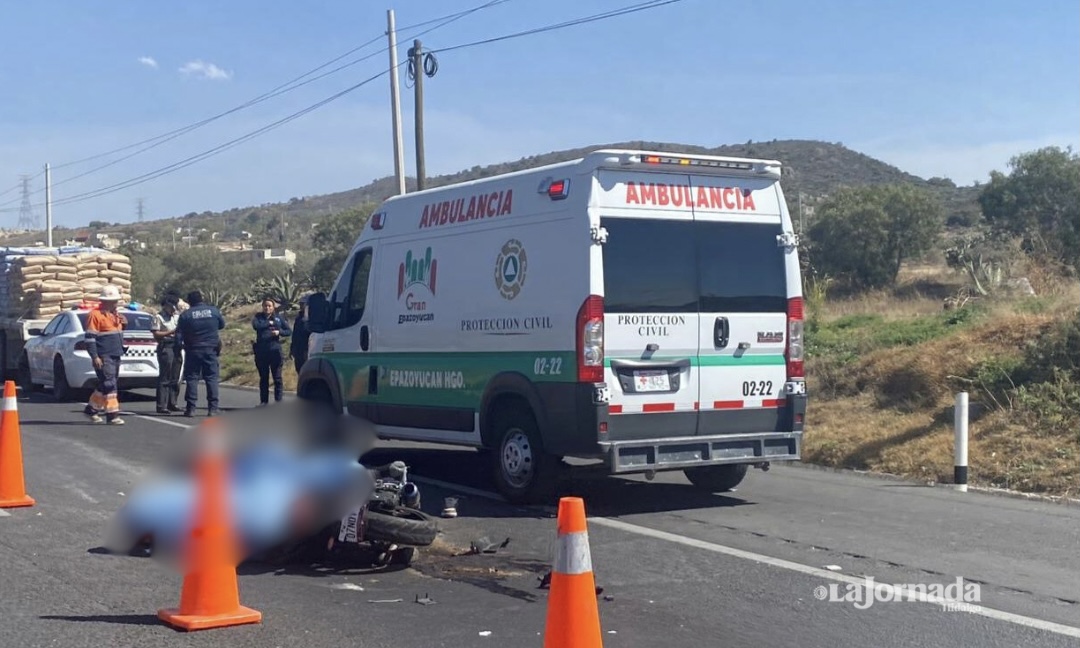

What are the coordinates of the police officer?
(252, 297, 291, 405)
(151, 295, 182, 414)
(289, 295, 310, 377)
(176, 290, 226, 417)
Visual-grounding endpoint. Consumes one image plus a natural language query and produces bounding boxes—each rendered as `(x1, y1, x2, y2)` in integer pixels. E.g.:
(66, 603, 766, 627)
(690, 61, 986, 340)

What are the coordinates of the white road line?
(133, 415, 193, 430)
(0, 509, 10, 517)
(411, 476, 1080, 640)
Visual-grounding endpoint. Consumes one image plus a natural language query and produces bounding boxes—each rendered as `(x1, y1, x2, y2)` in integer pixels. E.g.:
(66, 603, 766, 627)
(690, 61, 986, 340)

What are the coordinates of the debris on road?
(367, 598, 404, 604)
(478, 631, 492, 637)
(442, 496, 459, 518)
(825, 564, 843, 571)
(414, 593, 436, 605)
(466, 536, 511, 555)
(538, 570, 606, 598)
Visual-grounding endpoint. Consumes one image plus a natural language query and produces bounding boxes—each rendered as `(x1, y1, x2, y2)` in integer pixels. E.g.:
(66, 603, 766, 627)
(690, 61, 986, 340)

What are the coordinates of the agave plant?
(204, 287, 241, 314)
(266, 267, 305, 311)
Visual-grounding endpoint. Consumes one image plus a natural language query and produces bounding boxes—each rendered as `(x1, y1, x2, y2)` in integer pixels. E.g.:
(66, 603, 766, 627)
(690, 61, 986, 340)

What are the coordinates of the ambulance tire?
(683, 463, 749, 493)
(491, 407, 559, 505)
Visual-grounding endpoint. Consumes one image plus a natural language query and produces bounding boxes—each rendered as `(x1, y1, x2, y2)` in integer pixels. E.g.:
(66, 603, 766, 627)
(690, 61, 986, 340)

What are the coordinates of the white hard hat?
(98, 285, 122, 302)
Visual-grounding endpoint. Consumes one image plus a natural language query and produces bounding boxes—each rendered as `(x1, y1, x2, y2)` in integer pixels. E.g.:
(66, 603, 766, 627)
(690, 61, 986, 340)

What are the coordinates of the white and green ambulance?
(300, 149, 807, 503)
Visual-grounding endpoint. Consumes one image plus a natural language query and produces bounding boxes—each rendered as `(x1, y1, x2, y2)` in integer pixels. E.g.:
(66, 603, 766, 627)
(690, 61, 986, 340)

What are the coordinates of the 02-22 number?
(742, 380, 773, 397)
(534, 357, 563, 376)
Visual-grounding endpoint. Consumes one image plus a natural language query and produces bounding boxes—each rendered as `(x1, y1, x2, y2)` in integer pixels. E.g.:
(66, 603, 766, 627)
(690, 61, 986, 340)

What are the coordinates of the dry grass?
(804, 396, 1078, 496)
(804, 264, 1080, 497)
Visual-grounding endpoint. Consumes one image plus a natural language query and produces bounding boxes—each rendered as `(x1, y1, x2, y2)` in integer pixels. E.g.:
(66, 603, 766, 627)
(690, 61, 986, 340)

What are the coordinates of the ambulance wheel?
(683, 464, 749, 492)
(491, 407, 559, 505)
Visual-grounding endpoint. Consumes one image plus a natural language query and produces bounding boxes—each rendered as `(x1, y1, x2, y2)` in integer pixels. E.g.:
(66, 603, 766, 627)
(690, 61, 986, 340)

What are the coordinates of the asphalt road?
(1, 384, 1078, 648)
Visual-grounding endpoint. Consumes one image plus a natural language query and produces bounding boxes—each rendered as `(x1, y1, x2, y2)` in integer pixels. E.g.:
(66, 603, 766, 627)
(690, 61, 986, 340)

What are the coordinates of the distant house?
(63, 229, 92, 246)
(220, 246, 296, 266)
(91, 232, 124, 249)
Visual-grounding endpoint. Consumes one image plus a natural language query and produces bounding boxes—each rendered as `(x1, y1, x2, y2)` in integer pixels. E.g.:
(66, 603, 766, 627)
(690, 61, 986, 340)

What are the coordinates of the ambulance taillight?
(786, 297, 804, 379)
(576, 295, 604, 383)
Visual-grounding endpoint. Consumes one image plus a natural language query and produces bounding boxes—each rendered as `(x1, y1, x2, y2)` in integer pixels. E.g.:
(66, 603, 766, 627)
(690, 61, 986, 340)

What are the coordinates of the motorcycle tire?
(363, 506, 438, 547)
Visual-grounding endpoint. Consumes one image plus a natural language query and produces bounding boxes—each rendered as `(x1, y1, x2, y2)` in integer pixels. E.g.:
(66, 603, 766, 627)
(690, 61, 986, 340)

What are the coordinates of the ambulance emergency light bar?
(618, 153, 781, 177)
(537, 177, 571, 200)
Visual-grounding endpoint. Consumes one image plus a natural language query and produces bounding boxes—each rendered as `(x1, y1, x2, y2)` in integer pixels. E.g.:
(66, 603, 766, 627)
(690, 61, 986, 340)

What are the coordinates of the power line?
(49, 1, 514, 173)
(430, 0, 685, 54)
(0, 170, 45, 201)
(5, 0, 681, 214)
(45, 67, 400, 209)
(36, 4, 512, 211)
(0, 0, 516, 210)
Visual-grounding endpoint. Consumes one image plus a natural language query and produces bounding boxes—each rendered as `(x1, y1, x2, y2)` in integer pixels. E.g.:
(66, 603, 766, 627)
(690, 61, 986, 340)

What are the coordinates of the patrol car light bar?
(629, 154, 755, 171)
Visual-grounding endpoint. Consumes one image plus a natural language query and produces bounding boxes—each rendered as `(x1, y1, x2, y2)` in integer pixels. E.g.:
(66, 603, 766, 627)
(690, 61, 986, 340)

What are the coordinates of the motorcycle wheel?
(363, 506, 438, 547)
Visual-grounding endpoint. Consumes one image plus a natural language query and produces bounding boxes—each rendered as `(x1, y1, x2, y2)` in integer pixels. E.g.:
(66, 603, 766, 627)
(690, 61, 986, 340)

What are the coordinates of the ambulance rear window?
(601, 218, 787, 314)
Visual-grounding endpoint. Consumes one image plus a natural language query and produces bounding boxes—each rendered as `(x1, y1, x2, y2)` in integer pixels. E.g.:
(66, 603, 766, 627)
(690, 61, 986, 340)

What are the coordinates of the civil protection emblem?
(494, 239, 527, 300)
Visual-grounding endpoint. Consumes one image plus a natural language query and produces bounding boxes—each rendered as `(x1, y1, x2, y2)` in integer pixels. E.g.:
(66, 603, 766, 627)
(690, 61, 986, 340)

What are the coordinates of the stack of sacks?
(0, 247, 133, 319)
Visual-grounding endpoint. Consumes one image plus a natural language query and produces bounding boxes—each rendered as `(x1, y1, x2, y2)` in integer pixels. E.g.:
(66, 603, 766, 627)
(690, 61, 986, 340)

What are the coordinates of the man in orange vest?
(82, 285, 128, 425)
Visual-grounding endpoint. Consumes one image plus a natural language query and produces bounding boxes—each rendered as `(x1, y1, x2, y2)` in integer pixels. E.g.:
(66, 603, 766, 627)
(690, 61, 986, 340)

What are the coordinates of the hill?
(281, 138, 980, 226)
(0, 139, 981, 250)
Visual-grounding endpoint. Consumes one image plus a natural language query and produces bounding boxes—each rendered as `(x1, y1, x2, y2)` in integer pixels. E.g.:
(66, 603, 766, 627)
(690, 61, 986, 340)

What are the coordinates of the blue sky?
(1, 0, 1077, 229)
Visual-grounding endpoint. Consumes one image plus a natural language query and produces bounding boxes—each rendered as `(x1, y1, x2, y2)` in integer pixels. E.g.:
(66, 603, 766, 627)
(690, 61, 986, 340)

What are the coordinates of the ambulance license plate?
(633, 370, 670, 392)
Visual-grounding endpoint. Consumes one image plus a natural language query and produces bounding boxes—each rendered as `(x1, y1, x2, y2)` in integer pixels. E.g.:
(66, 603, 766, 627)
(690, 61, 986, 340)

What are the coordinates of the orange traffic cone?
(543, 497, 603, 648)
(158, 418, 262, 631)
(0, 380, 34, 508)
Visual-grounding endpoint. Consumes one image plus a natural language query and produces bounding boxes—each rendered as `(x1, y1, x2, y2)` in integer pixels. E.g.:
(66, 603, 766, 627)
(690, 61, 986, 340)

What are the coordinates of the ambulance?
(300, 149, 807, 503)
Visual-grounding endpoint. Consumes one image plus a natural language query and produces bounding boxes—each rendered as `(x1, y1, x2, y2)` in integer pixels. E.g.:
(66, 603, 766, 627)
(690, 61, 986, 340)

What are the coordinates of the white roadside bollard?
(954, 392, 969, 493)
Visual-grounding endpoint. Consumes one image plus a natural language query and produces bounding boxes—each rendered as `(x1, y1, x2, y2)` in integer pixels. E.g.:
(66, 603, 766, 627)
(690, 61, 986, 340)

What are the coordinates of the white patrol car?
(19, 307, 161, 401)
(300, 149, 807, 503)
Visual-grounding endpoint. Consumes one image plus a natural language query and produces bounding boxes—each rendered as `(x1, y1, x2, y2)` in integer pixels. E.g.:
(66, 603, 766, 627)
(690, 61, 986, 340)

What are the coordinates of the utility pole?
(386, 9, 407, 195)
(44, 164, 53, 247)
(410, 39, 426, 190)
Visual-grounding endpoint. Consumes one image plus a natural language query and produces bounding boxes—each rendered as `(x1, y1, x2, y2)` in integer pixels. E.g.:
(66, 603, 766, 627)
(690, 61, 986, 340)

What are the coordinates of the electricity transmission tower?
(16, 175, 39, 230)
(137, 198, 146, 222)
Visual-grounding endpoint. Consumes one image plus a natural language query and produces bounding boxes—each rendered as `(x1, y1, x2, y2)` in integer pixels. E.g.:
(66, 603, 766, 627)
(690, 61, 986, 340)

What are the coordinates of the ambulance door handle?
(360, 325, 370, 351)
(714, 317, 729, 349)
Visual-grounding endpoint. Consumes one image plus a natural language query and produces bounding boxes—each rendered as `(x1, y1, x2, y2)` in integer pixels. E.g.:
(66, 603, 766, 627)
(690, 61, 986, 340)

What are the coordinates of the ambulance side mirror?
(306, 292, 331, 334)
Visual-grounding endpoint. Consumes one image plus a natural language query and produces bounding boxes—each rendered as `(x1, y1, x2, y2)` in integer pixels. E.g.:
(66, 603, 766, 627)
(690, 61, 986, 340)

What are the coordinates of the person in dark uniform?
(151, 295, 182, 414)
(175, 290, 226, 417)
(289, 295, 310, 377)
(252, 297, 291, 405)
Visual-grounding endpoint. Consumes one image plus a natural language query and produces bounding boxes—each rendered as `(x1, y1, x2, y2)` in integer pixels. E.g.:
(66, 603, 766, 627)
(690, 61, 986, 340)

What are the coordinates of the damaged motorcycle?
(103, 435, 439, 568)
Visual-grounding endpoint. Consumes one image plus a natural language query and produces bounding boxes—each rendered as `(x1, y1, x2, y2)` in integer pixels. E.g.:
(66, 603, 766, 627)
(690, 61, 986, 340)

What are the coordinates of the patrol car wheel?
(17, 354, 37, 394)
(683, 463, 749, 493)
(52, 357, 73, 402)
(491, 408, 558, 504)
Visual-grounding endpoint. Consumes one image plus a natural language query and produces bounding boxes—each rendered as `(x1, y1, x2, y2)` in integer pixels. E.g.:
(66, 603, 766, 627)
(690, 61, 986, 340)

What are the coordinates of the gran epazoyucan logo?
(398, 246, 437, 299)
(813, 576, 982, 612)
(494, 239, 527, 300)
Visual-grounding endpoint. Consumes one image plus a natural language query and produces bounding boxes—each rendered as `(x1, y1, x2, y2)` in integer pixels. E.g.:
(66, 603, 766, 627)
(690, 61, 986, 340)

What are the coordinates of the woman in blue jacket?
(252, 298, 292, 405)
